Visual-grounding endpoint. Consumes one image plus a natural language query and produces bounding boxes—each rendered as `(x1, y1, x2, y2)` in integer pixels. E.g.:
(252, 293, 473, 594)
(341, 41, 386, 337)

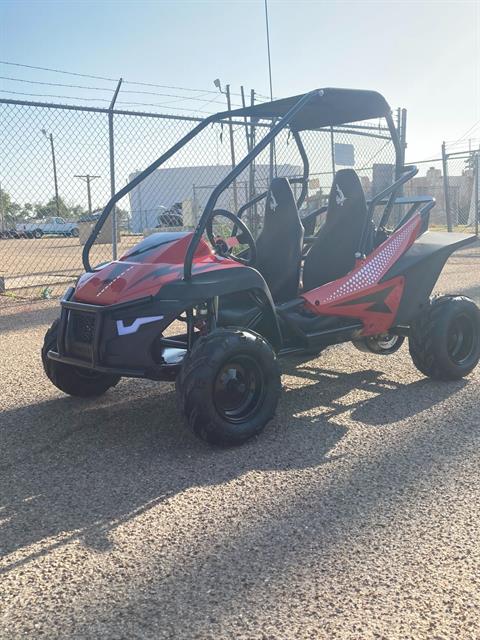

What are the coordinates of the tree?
(33, 196, 69, 219)
(0, 188, 23, 229)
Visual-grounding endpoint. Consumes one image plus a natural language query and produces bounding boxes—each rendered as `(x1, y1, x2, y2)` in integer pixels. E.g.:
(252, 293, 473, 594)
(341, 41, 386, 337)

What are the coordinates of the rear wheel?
(41, 319, 121, 397)
(353, 333, 404, 355)
(177, 328, 281, 446)
(409, 295, 480, 380)
(70, 228, 79, 238)
(33, 229, 43, 239)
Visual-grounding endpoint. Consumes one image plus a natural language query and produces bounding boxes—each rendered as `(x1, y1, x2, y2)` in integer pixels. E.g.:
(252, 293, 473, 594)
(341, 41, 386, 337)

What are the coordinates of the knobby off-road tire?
(41, 318, 121, 397)
(176, 328, 281, 446)
(409, 295, 480, 380)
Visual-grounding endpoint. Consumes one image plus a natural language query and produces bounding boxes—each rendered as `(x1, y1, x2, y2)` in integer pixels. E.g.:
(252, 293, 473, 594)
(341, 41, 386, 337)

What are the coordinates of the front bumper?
(48, 288, 187, 380)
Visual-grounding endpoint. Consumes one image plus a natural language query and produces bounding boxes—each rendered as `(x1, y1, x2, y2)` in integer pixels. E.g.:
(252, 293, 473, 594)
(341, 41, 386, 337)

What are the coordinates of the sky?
(0, 0, 479, 162)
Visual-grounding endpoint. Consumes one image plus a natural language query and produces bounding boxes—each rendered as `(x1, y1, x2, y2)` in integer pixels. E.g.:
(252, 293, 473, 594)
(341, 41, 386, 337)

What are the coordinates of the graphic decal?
(269, 192, 278, 211)
(335, 184, 347, 206)
(302, 213, 421, 336)
(116, 316, 165, 336)
(73, 231, 243, 305)
(334, 285, 396, 314)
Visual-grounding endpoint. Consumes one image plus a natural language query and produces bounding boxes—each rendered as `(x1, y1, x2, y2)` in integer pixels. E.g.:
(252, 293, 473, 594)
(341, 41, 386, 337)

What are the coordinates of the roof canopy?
(222, 88, 391, 131)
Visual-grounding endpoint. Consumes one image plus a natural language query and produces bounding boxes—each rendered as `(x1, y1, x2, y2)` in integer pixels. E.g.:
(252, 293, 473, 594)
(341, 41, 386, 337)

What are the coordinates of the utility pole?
(41, 128, 60, 216)
(74, 174, 101, 215)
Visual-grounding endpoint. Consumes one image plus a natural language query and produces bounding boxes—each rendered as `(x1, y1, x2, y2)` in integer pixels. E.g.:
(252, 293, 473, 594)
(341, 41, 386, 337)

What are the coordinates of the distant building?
(372, 163, 395, 196)
(128, 164, 302, 232)
(359, 175, 371, 195)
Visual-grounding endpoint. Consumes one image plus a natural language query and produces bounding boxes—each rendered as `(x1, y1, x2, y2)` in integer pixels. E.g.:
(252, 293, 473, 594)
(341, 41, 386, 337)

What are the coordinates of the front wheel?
(41, 319, 121, 397)
(177, 328, 281, 446)
(409, 295, 480, 380)
(70, 228, 79, 238)
(33, 229, 43, 239)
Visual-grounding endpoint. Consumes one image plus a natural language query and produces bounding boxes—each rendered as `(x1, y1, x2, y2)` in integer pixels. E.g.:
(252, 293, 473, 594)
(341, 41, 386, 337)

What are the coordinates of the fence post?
(329, 127, 336, 177)
(225, 85, 238, 213)
(109, 78, 122, 258)
(475, 150, 479, 237)
(395, 108, 408, 225)
(400, 109, 407, 166)
(0, 179, 5, 232)
(441, 141, 453, 232)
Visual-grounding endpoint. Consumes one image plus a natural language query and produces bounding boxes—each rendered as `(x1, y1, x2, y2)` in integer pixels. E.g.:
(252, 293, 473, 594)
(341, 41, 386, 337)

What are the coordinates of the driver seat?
(255, 177, 304, 302)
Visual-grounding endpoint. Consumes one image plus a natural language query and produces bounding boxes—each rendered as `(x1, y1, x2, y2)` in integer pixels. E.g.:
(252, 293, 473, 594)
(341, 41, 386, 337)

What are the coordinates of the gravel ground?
(1, 243, 480, 639)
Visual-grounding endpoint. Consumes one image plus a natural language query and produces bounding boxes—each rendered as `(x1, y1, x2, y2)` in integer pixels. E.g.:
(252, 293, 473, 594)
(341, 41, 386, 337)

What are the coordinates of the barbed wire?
(0, 89, 224, 115)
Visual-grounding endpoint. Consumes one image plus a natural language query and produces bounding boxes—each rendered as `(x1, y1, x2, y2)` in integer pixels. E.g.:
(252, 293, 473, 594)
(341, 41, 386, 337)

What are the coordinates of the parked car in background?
(156, 203, 183, 228)
(0, 228, 31, 239)
(16, 216, 80, 238)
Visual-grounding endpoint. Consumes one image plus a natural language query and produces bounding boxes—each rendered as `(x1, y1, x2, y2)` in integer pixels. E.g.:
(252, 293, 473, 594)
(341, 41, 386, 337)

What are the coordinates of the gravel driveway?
(1, 243, 480, 639)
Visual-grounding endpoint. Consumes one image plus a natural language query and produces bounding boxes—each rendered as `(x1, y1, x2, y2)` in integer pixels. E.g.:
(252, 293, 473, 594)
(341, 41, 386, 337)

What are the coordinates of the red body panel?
(74, 213, 421, 338)
(302, 214, 422, 335)
(74, 232, 241, 305)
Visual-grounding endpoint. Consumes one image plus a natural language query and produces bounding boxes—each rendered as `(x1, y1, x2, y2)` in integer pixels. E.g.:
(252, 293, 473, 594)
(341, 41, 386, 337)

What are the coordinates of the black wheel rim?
(213, 355, 265, 423)
(447, 313, 477, 365)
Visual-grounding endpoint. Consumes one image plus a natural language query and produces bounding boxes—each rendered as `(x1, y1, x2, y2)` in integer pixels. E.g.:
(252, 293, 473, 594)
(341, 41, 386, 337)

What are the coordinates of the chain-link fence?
(441, 143, 479, 231)
(406, 144, 479, 232)
(0, 97, 400, 300)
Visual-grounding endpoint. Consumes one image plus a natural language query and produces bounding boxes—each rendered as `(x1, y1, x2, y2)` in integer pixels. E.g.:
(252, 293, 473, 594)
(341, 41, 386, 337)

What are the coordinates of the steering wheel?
(206, 209, 257, 266)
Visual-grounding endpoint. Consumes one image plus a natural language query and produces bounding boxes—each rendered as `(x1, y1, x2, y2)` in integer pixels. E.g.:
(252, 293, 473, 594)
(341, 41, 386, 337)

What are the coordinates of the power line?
(0, 76, 241, 106)
(451, 119, 480, 145)
(0, 59, 269, 102)
(0, 75, 114, 92)
(0, 60, 118, 82)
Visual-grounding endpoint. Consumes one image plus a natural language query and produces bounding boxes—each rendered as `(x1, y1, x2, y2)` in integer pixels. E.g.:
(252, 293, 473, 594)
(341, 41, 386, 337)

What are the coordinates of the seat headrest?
(265, 177, 297, 217)
(328, 169, 366, 215)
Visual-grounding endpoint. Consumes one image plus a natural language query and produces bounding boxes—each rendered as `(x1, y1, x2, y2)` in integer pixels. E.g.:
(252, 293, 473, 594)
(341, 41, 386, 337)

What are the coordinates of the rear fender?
(381, 232, 477, 325)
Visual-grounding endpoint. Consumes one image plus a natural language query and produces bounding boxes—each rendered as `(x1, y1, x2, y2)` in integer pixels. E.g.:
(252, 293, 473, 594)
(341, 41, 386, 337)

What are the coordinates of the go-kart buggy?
(42, 88, 480, 446)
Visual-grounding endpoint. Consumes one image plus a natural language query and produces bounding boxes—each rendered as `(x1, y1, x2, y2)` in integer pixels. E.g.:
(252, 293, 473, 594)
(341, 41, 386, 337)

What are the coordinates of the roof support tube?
(82, 115, 215, 272)
(291, 130, 309, 209)
(184, 90, 318, 280)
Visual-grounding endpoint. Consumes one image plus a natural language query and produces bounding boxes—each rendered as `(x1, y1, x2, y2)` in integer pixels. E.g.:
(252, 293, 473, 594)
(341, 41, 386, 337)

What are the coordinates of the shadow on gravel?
(0, 361, 468, 578)
(0, 375, 345, 574)
(59, 369, 480, 638)
(281, 362, 467, 426)
(0, 304, 57, 334)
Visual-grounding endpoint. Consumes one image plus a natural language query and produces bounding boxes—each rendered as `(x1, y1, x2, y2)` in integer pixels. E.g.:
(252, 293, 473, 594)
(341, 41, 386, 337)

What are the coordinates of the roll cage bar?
(82, 88, 408, 279)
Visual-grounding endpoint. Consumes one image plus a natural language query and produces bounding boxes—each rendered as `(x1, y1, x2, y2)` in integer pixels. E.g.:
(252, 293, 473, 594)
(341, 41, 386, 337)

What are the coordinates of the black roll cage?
(82, 89, 411, 279)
